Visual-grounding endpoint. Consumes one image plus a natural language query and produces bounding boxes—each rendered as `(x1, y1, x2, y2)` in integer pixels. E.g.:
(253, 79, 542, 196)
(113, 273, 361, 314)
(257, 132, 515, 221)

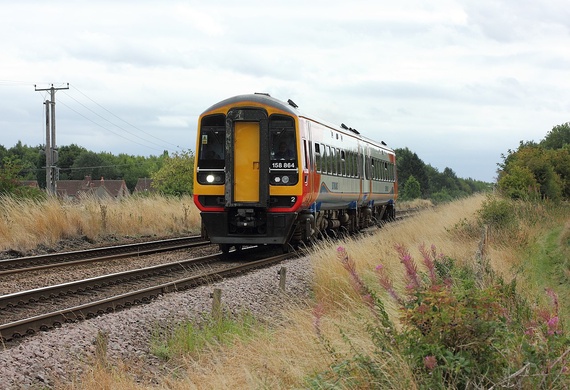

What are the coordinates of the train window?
(384, 162, 389, 181)
(376, 159, 381, 181)
(330, 148, 335, 175)
(303, 140, 309, 169)
(324, 145, 331, 173)
(198, 114, 225, 169)
(315, 143, 321, 173)
(331, 147, 337, 175)
(340, 150, 346, 177)
(326, 146, 333, 174)
(270, 115, 296, 163)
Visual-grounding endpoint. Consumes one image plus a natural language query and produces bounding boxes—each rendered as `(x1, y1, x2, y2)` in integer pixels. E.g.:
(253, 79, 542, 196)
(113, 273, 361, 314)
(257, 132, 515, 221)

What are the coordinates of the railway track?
(0, 236, 209, 275)
(0, 208, 421, 343)
(0, 246, 293, 342)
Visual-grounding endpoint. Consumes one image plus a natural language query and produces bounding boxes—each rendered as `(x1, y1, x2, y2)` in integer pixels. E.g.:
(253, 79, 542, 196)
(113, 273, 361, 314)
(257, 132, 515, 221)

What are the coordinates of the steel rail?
(0, 251, 223, 311)
(0, 236, 209, 275)
(0, 252, 292, 341)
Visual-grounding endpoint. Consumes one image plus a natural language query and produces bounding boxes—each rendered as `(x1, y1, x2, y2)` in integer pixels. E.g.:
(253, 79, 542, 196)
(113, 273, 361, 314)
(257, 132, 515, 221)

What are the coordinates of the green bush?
(477, 195, 517, 231)
(309, 245, 570, 389)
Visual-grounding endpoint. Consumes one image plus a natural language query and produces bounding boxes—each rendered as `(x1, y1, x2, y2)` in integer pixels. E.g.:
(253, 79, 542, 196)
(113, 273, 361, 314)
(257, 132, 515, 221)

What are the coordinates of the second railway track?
(0, 236, 210, 275)
(0, 245, 295, 342)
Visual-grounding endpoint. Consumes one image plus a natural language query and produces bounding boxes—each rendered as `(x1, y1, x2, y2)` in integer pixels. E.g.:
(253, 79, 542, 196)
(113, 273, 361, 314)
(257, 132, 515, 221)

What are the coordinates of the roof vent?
(287, 99, 298, 108)
(341, 123, 348, 130)
(349, 127, 360, 135)
(254, 92, 271, 96)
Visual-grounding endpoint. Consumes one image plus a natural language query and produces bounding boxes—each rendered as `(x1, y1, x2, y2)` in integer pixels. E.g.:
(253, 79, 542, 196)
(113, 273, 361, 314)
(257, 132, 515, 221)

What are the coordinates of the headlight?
(270, 173, 297, 185)
(198, 172, 224, 184)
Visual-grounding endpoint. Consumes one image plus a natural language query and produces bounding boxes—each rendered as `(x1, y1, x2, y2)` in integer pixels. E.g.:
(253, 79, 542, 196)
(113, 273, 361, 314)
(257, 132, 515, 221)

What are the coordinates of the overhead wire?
(56, 99, 167, 153)
(53, 83, 188, 155)
(69, 84, 182, 150)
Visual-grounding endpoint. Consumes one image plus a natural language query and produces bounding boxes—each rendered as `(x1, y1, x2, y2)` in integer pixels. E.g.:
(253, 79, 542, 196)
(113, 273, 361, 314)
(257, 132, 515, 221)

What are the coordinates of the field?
(2, 193, 569, 388)
(0, 194, 200, 254)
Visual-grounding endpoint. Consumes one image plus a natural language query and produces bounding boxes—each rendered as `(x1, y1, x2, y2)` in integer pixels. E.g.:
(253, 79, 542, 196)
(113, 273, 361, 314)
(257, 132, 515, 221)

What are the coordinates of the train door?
(225, 108, 269, 208)
(304, 121, 315, 202)
(234, 122, 260, 202)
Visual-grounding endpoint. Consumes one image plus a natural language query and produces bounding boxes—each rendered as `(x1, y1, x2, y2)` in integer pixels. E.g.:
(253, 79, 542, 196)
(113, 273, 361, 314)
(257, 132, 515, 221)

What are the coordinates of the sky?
(1, 1, 569, 183)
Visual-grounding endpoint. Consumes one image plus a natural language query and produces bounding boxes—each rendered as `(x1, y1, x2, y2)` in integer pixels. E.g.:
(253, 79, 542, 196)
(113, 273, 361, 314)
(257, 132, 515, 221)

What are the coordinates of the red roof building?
(56, 176, 130, 200)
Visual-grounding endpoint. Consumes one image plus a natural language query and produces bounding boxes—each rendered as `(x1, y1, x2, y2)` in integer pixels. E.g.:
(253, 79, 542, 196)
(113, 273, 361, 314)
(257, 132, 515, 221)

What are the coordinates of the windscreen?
(198, 115, 225, 169)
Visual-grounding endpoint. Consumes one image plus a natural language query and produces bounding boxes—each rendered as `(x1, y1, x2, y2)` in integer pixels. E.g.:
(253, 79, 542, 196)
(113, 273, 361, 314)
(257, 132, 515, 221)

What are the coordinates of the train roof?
(202, 93, 298, 116)
(202, 93, 394, 153)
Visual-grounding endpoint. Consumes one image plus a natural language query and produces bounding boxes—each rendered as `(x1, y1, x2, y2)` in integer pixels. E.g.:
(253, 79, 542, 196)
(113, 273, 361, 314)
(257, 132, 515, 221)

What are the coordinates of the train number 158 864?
(271, 162, 296, 169)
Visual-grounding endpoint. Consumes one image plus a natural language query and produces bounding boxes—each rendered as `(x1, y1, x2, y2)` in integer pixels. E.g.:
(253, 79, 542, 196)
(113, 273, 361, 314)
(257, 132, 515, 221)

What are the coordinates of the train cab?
(193, 93, 397, 253)
(193, 94, 304, 252)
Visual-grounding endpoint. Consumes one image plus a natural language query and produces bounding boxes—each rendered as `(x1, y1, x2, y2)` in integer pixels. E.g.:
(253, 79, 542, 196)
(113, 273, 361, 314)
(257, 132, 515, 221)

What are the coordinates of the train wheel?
(219, 244, 231, 254)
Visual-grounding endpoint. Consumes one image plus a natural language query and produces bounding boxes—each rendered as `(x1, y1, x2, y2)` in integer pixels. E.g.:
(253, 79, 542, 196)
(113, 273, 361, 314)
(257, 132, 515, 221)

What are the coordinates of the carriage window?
(331, 148, 337, 175)
(315, 143, 321, 173)
(326, 146, 333, 174)
(340, 150, 346, 177)
(303, 140, 309, 170)
(198, 115, 225, 169)
(270, 116, 296, 163)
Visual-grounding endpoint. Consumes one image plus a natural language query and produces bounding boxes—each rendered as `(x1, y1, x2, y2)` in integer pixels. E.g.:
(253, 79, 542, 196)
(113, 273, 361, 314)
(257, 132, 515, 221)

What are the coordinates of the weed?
(310, 245, 570, 389)
(150, 311, 259, 361)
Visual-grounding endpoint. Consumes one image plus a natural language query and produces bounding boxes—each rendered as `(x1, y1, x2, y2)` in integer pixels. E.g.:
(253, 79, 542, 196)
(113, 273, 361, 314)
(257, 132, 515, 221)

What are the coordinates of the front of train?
(193, 94, 305, 252)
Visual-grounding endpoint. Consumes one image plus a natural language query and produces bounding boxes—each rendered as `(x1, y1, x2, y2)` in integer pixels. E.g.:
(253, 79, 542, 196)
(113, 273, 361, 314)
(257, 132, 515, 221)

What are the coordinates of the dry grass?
(311, 194, 486, 326)
(0, 194, 201, 252)
(67, 194, 494, 389)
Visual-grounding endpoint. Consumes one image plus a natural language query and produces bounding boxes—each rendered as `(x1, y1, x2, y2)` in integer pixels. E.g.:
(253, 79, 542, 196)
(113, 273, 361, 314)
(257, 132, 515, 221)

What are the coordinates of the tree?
(151, 150, 194, 196)
(498, 143, 563, 201)
(395, 147, 429, 197)
(0, 157, 45, 199)
(58, 144, 88, 180)
(541, 122, 570, 150)
(401, 175, 421, 200)
(497, 165, 538, 199)
(70, 151, 118, 180)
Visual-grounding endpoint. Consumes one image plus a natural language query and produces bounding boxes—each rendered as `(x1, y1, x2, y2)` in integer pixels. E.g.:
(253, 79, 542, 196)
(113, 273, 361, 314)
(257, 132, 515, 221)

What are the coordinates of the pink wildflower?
(337, 247, 368, 296)
(395, 243, 421, 290)
(375, 263, 403, 304)
(419, 243, 437, 283)
(312, 302, 326, 337)
(547, 316, 560, 336)
(546, 288, 559, 314)
(424, 355, 438, 371)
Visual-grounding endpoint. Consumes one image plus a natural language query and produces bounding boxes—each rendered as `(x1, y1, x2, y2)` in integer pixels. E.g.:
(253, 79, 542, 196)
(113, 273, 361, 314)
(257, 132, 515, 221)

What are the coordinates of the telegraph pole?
(35, 83, 69, 195)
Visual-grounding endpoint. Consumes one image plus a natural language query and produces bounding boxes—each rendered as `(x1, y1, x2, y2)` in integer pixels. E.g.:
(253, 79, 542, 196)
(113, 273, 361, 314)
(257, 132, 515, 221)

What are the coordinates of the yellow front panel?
(234, 122, 260, 202)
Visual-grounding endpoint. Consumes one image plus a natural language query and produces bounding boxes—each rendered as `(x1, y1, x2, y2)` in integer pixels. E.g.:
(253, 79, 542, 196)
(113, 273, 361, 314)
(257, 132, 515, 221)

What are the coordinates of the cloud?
(1, 1, 569, 182)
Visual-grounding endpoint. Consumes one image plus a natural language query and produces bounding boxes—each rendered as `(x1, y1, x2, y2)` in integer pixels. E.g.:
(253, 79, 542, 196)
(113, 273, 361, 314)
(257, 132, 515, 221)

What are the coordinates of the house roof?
(134, 178, 155, 192)
(56, 176, 130, 199)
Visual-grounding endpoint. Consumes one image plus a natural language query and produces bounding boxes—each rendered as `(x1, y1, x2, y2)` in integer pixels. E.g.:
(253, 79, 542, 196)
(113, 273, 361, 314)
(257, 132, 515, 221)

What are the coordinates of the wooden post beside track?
(212, 288, 222, 320)
(279, 267, 287, 292)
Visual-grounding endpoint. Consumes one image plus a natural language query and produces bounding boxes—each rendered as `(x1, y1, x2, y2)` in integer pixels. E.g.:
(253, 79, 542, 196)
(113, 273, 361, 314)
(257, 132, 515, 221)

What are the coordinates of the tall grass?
(62, 194, 570, 388)
(0, 194, 201, 253)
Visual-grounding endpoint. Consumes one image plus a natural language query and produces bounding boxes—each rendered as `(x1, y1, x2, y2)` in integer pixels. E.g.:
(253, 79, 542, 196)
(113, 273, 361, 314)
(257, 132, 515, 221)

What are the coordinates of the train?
(193, 93, 397, 253)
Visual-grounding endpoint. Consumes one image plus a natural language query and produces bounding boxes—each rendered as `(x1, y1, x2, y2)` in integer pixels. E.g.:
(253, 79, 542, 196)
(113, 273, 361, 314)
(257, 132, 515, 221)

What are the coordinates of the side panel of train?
(193, 94, 397, 250)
